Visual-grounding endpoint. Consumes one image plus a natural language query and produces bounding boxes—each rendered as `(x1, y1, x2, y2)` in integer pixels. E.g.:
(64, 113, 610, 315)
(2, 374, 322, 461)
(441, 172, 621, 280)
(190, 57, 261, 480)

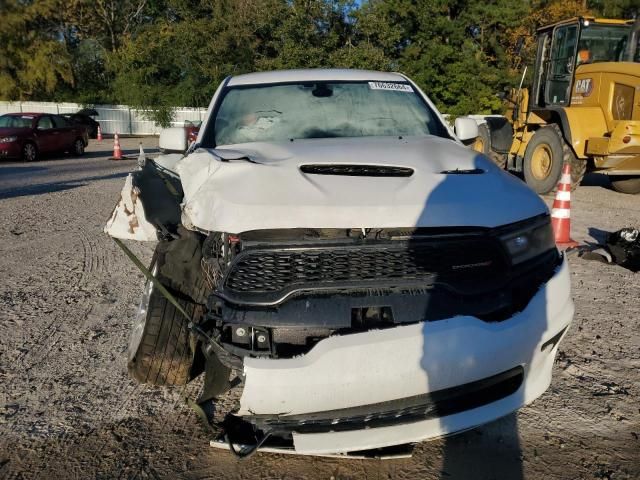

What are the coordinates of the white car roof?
(227, 69, 407, 86)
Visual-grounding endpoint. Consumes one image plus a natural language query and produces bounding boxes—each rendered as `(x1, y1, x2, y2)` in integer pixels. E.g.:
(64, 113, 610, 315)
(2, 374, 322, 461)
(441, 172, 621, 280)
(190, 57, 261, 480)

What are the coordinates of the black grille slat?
(221, 238, 507, 305)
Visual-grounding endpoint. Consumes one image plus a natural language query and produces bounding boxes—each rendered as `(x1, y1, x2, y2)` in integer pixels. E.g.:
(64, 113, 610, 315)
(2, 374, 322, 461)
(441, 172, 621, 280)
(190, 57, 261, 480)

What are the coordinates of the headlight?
(500, 217, 556, 264)
(0, 136, 17, 143)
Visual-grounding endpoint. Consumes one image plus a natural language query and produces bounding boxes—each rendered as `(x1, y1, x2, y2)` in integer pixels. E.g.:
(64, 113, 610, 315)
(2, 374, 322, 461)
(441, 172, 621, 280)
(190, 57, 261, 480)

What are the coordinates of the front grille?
(220, 236, 508, 305)
(250, 366, 524, 434)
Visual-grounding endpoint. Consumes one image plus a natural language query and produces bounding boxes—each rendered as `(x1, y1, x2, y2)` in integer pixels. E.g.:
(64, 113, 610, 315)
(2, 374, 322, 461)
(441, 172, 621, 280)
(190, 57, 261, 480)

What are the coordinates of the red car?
(0, 112, 89, 162)
(184, 120, 201, 145)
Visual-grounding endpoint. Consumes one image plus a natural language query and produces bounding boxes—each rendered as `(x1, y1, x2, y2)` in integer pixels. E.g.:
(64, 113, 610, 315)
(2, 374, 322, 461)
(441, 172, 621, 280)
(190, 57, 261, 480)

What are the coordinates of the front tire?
(473, 124, 491, 155)
(610, 176, 640, 194)
(128, 267, 198, 386)
(22, 142, 38, 162)
(523, 125, 585, 194)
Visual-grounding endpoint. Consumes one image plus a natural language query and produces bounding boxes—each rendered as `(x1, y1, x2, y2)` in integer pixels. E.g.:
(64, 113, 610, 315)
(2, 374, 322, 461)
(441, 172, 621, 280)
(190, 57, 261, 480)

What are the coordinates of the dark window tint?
(52, 115, 71, 128)
(545, 24, 578, 105)
(0, 115, 33, 128)
(37, 116, 54, 130)
(578, 25, 630, 64)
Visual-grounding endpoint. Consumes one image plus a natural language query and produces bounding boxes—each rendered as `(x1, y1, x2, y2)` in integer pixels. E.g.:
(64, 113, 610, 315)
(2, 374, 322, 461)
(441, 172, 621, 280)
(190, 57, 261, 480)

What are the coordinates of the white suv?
(105, 69, 573, 457)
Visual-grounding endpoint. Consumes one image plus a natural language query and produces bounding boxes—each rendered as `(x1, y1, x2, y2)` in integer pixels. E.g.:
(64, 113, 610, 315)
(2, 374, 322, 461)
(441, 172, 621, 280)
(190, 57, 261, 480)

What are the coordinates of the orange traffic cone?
(97, 125, 103, 142)
(551, 163, 578, 249)
(112, 133, 122, 160)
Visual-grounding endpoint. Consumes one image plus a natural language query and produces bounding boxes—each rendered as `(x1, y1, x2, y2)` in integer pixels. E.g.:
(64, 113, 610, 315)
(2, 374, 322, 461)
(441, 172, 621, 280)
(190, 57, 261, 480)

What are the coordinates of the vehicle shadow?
(0, 171, 129, 200)
(411, 152, 551, 479)
(580, 172, 612, 190)
(48, 148, 159, 161)
(0, 165, 48, 175)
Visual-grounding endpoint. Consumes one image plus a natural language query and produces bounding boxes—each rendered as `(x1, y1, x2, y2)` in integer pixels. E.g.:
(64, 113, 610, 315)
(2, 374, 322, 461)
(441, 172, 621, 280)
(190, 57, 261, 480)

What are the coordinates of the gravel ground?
(0, 137, 638, 479)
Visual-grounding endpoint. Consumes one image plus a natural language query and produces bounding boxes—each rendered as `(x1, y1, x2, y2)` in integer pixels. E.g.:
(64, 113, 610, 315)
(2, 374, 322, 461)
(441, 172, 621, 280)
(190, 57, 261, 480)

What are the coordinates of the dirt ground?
(0, 137, 638, 479)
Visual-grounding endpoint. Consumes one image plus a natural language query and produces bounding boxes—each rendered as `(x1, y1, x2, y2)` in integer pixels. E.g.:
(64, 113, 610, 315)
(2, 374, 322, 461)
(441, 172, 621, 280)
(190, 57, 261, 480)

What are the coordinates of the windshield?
(212, 81, 447, 146)
(0, 115, 33, 128)
(577, 25, 630, 64)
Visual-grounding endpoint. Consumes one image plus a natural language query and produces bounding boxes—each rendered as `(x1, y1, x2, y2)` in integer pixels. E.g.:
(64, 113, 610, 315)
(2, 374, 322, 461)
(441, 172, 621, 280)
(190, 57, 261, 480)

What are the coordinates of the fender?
(104, 160, 183, 241)
(538, 106, 608, 159)
(484, 116, 513, 153)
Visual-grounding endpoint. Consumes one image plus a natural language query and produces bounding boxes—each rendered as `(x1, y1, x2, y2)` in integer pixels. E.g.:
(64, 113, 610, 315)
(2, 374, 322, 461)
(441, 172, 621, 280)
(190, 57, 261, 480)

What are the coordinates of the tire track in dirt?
(78, 227, 112, 287)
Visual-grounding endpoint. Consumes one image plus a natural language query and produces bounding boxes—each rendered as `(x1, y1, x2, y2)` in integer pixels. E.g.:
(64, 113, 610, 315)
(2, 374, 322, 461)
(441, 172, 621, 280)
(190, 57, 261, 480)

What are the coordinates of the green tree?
(2, 0, 638, 113)
(358, 0, 528, 115)
(107, 0, 287, 124)
(0, 1, 74, 100)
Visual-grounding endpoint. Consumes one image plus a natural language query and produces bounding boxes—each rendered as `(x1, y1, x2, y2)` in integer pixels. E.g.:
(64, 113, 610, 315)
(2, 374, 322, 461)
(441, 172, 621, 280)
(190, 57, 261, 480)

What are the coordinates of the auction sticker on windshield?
(368, 82, 413, 92)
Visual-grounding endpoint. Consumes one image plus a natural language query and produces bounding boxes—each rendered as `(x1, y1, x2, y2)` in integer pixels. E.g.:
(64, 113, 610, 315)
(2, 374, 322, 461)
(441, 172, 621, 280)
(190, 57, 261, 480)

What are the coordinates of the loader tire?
(523, 125, 583, 194)
(473, 123, 507, 170)
(473, 124, 491, 155)
(610, 176, 640, 194)
(127, 265, 198, 386)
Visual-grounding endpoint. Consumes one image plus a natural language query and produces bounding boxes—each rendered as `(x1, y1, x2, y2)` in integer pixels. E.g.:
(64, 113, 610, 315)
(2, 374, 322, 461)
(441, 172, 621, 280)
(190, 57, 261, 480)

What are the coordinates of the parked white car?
(105, 69, 573, 457)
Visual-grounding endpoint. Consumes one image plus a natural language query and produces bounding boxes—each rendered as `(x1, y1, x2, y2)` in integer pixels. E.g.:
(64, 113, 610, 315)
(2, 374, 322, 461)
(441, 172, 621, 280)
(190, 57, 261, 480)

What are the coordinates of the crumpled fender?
(104, 173, 158, 241)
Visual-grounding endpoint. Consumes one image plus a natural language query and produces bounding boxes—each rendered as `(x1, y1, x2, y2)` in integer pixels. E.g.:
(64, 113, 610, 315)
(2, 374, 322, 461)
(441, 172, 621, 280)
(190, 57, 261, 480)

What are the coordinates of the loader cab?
(531, 18, 634, 109)
(627, 17, 640, 62)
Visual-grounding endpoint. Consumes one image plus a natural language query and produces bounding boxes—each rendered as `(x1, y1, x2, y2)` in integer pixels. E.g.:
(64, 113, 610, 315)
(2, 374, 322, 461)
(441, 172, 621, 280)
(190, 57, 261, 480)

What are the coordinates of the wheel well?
(484, 117, 513, 153)
(529, 108, 575, 157)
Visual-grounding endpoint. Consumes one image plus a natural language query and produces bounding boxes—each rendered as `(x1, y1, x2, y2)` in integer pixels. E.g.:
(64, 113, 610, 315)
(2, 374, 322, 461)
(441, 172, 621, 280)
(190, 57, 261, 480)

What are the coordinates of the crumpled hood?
(176, 136, 548, 233)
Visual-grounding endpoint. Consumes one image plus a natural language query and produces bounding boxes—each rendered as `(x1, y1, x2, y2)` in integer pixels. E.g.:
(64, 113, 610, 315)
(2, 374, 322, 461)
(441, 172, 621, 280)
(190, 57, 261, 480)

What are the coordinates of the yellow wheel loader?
(475, 17, 640, 194)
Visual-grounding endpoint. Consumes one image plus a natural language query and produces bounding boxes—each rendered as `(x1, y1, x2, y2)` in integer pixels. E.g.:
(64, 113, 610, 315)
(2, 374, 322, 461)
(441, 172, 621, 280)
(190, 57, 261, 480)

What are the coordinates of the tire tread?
(128, 284, 195, 386)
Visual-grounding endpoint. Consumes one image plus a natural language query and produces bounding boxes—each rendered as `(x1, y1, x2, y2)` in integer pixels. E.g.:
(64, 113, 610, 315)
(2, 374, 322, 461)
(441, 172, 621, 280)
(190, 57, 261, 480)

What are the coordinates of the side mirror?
(159, 127, 187, 153)
(454, 117, 479, 142)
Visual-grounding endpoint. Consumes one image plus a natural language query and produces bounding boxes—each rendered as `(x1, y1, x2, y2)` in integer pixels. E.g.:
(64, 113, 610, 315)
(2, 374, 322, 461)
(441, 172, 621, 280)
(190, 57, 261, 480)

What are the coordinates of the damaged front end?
(105, 67, 576, 457)
(192, 221, 568, 456)
(106, 159, 570, 456)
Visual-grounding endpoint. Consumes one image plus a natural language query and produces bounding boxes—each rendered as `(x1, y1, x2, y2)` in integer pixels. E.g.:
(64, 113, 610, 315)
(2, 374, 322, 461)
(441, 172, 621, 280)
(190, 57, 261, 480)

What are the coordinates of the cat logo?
(574, 78, 593, 96)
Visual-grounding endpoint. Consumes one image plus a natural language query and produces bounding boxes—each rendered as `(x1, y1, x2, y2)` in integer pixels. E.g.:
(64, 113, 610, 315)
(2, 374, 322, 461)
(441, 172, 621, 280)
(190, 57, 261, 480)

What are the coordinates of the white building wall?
(0, 101, 207, 135)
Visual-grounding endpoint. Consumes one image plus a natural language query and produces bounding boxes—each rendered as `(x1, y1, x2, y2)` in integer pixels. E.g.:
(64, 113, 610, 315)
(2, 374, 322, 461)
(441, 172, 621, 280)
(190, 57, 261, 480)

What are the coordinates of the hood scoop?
(440, 168, 485, 175)
(300, 164, 414, 177)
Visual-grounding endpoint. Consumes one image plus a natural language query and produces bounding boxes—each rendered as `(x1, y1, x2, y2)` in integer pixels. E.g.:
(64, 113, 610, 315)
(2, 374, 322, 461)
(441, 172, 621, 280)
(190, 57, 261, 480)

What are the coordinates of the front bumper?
(216, 254, 573, 455)
(0, 142, 21, 159)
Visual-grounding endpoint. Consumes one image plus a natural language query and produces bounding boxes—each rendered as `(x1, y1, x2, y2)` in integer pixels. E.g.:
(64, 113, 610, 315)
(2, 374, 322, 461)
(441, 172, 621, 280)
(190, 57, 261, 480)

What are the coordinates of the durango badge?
(574, 78, 593, 96)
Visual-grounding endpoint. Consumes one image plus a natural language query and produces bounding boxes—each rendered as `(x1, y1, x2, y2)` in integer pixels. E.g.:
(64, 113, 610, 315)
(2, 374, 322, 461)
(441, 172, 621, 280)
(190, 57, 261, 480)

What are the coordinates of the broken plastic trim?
(227, 431, 272, 460)
(540, 326, 568, 352)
